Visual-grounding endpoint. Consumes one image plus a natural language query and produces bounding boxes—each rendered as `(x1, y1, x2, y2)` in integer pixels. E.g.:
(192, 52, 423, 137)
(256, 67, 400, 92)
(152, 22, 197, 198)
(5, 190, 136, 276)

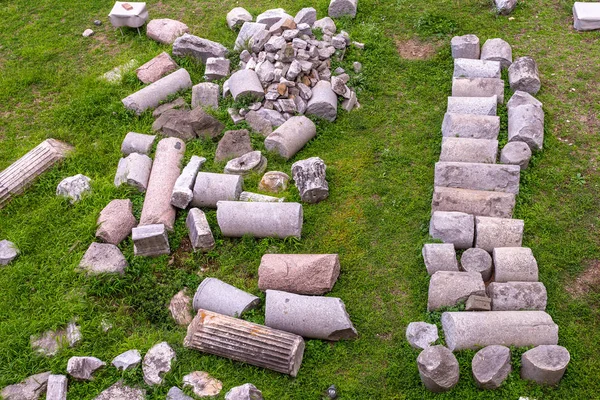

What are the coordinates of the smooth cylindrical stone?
(493, 247, 539, 282)
(450, 34, 480, 59)
(432, 187, 516, 219)
(472, 345, 511, 390)
(291, 157, 329, 203)
(427, 271, 485, 311)
(46, 374, 68, 400)
(508, 56, 541, 95)
(121, 132, 156, 155)
(258, 254, 340, 295)
(481, 38, 512, 69)
(453, 59, 501, 79)
(417, 345, 459, 393)
(442, 311, 558, 351)
(140, 138, 185, 231)
(192, 278, 260, 317)
(461, 248, 493, 281)
(521, 345, 570, 385)
(422, 243, 459, 275)
(452, 77, 504, 104)
(191, 172, 243, 208)
(228, 69, 265, 101)
(239, 191, 284, 202)
(186, 208, 215, 251)
(171, 156, 206, 209)
(217, 201, 303, 239)
(488, 282, 547, 311)
(185, 309, 305, 376)
(508, 104, 545, 151)
(429, 211, 474, 250)
(475, 216, 524, 252)
(434, 162, 520, 194)
(447, 96, 497, 115)
(440, 138, 498, 164)
(114, 153, 152, 192)
(265, 290, 357, 340)
(264, 116, 317, 160)
(122, 69, 192, 115)
(306, 81, 337, 122)
(441, 113, 500, 140)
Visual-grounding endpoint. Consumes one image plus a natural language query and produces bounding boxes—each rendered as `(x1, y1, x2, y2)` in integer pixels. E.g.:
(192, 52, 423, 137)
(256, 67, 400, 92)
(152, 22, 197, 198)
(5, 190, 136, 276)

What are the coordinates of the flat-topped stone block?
(465, 294, 491, 311)
(461, 248, 493, 281)
(509, 56, 541, 95)
(217, 201, 303, 239)
(427, 271, 485, 311)
(132, 224, 170, 256)
(453, 58, 501, 79)
(450, 34, 480, 59)
(422, 243, 459, 275)
(442, 113, 500, 140)
(265, 116, 317, 160)
(452, 77, 504, 104)
(481, 38, 512, 69)
(472, 345, 511, 389)
(432, 187, 516, 219)
(434, 161, 520, 194)
(521, 345, 570, 385)
(186, 208, 215, 252)
(429, 211, 474, 249)
(192, 82, 219, 109)
(191, 172, 243, 208)
(215, 129, 252, 162)
(417, 345, 459, 392)
(488, 282, 547, 311)
(440, 137, 498, 164)
(573, 2, 600, 31)
(508, 103, 545, 151)
(475, 216, 524, 252)
(193, 278, 260, 317)
(46, 374, 68, 400)
(121, 132, 156, 155)
(447, 96, 497, 116)
(493, 247, 538, 282)
(122, 68, 192, 115)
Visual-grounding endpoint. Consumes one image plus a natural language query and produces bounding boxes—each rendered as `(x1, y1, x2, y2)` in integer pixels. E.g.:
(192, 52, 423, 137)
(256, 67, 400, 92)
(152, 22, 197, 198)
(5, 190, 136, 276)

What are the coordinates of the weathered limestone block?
(192, 82, 219, 109)
(193, 278, 260, 317)
(475, 216, 524, 252)
(0, 139, 72, 209)
(114, 153, 152, 192)
(495, 0, 517, 15)
(78, 242, 128, 275)
(291, 157, 329, 203)
(472, 345, 511, 389)
(136, 52, 178, 84)
(256, 109, 286, 127)
(508, 56, 541, 95)
(508, 104, 545, 151)
(122, 69, 192, 115)
(183, 371, 222, 397)
(295, 7, 317, 25)
(258, 254, 340, 295)
(507, 90, 543, 110)
(406, 322, 438, 350)
(169, 290, 193, 326)
(227, 7, 253, 30)
(112, 349, 142, 371)
(429, 211, 474, 249)
(460, 248, 493, 281)
(265, 290, 357, 340)
(0, 240, 19, 265)
(427, 271, 485, 311)
(225, 384, 263, 400)
(488, 282, 547, 311)
(234, 22, 268, 52)
(239, 191, 283, 202)
(171, 156, 205, 209)
(441, 311, 559, 351)
(521, 345, 570, 385)
(417, 346, 459, 393)
(440, 137, 498, 164)
(450, 34, 480, 59)
(224, 151, 268, 175)
(432, 187, 516, 218)
(306, 81, 338, 122)
(447, 96, 497, 115)
(256, 9, 293, 28)
(493, 247, 539, 282)
(434, 161, 520, 194)
(146, 19, 189, 44)
(46, 374, 67, 400)
(465, 294, 491, 311)
(96, 199, 137, 245)
(132, 224, 170, 257)
(265, 116, 317, 160)
(441, 113, 500, 140)
(121, 132, 156, 155)
(453, 59, 501, 79)
(500, 141, 532, 170)
(245, 110, 272, 136)
(185, 309, 305, 376)
(573, 2, 600, 31)
(67, 356, 105, 381)
(191, 172, 243, 208)
(328, 0, 358, 18)
(172, 34, 228, 63)
(205, 57, 230, 81)
(143, 342, 176, 386)
(217, 201, 302, 238)
(228, 69, 265, 101)
(0, 371, 51, 400)
(56, 174, 91, 203)
(94, 381, 145, 400)
(481, 38, 512, 69)
(422, 243, 459, 275)
(140, 138, 185, 230)
(215, 130, 252, 162)
(452, 77, 504, 104)
(186, 208, 215, 251)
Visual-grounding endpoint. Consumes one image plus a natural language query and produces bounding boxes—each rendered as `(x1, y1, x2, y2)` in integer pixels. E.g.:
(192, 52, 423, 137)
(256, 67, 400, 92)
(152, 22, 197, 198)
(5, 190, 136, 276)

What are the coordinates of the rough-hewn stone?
(328, 0, 358, 18)
(46, 374, 67, 400)
(96, 199, 137, 245)
(78, 242, 127, 275)
(224, 151, 268, 175)
(465, 294, 491, 311)
(500, 141, 532, 170)
(406, 322, 438, 350)
(429, 211, 474, 249)
(306, 81, 337, 122)
(427, 271, 485, 311)
(56, 174, 91, 203)
(488, 282, 547, 311)
(183, 371, 222, 397)
(227, 7, 253, 30)
(169, 290, 193, 326)
(186, 208, 215, 251)
(172, 34, 228, 63)
(0, 371, 50, 400)
(508, 56, 541, 95)
(67, 356, 105, 381)
(121, 132, 156, 155)
(225, 383, 264, 400)
(259, 171, 290, 193)
(417, 346, 459, 393)
(422, 243, 459, 275)
(450, 34, 480, 59)
(481, 38, 512, 69)
(472, 345, 511, 389)
(495, 0, 518, 15)
(112, 349, 142, 371)
(191, 82, 219, 109)
(94, 381, 145, 400)
(508, 103, 545, 151)
(143, 342, 176, 386)
(431, 187, 516, 218)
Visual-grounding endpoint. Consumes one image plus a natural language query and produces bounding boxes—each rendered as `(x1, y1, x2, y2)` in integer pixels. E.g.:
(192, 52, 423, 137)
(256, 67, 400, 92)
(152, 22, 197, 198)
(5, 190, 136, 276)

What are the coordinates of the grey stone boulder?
(234, 22, 268, 51)
(66, 356, 105, 380)
(215, 130, 252, 162)
(153, 98, 188, 118)
(0, 371, 51, 400)
(295, 8, 317, 25)
(167, 387, 193, 400)
(481, 38, 512, 69)
(573, 2, 600, 31)
(169, 289, 193, 326)
(475, 216, 524, 252)
(440, 137, 498, 164)
(112, 349, 142, 371)
(265, 289, 357, 340)
(136, 52, 178, 84)
(191, 172, 243, 208)
(224, 151, 268, 176)
(256, 108, 286, 127)
(447, 96, 497, 115)
(417, 345, 459, 392)
(434, 161, 520, 194)
(306, 81, 337, 122)
(146, 19, 189, 44)
(132, 224, 170, 257)
(96, 199, 137, 245)
(406, 322, 438, 350)
(193, 278, 260, 317)
(30, 323, 81, 356)
(78, 242, 127, 275)
(461, 248, 493, 281)
(452, 77, 504, 103)
(495, 0, 517, 15)
(121, 132, 156, 155)
(429, 211, 474, 249)
(56, 174, 91, 203)
(313, 17, 336, 33)
(122, 69, 192, 115)
(493, 247, 539, 282)
(94, 381, 145, 400)
(245, 110, 273, 136)
(227, 7, 252, 30)
(171, 155, 206, 209)
(256, 9, 293, 28)
(143, 342, 176, 386)
(46, 374, 67, 400)
(292, 157, 329, 203)
(225, 383, 264, 400)
(172, 34, 228, 63)
(501, 141, 532, 170)
(259, 171, 290, 193)
(488, 282, 547, 311)
(450, 34, 479, 59)
(186, 208, 215, 251)
(432, 187, 516, 218)
(422, 243, 459, 275)
(441, 113, 500, 140)
(453, 58, 501, 79)
(205, 57, 230, 81)
(328, 0, 358, 18)
(239, 192, 284, 202)
(216, 201, 303, 239)
(508, 103, 545, 151)
(192, 82, 219, 109)
(183, 371, 222, 397)
(508, 56, 541, 95)
(228, 69, 265, 101)
(265, 116, 317, 160)
(472, 345, 511, 389)
(114, 153, 152, 192)
(521, 345, 570, 385)
(0, 239, 18, 265)
(189, 107, 225, 139)
(507, 90, 543, 110)
(427, 271, 486, 311)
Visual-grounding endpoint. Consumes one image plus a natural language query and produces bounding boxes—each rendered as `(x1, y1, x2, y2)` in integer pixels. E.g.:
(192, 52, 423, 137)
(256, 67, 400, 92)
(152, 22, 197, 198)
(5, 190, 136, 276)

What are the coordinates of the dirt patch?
(395, 38, 438, 60)
(566, 260, 600, 297)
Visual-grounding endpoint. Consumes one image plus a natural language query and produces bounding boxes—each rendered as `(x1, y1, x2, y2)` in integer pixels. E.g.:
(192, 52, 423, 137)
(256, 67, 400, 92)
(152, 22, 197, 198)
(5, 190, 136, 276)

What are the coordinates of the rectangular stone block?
(465, 295, 491, 311)
(440, 137, 498, 164)
(429, 211, 474, 249)
(447, 96, 497, 116)
(132, 224, 170, 256)
(493, 247, 539, 282)
(427, 271, 485, 311)
(452, 77, 505, 104)
(434, 162, 520, 194)
(46, 374, 67, 400)
(475, 216, 524, 252)
(422, 243, 459, 275)
(442, 113, 500, 140)
(453, 58, 501, 79)
(573, 2, 600, 31)
(487, 282, 547, 311)
(186, 208, 215, 251)
(431, 186, 516, 218)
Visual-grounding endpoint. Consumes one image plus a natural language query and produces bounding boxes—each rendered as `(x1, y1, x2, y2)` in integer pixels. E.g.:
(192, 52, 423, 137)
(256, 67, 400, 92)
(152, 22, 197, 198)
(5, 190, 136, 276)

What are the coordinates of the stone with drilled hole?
(406, 322, 438, 350)
(417, 345, 459, 392)
(224, 151, 268, 176)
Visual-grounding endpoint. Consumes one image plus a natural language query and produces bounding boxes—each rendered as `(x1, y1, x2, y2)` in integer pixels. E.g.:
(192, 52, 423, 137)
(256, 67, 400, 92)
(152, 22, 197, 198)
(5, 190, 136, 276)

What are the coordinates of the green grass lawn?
(1, 0, 600, 398)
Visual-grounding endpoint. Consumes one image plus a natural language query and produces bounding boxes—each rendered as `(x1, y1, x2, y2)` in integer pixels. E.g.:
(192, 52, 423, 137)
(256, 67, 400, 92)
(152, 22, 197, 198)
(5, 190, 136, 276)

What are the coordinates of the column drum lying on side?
(432, 187, 516, 219)
(216, 201, 303, 239)
(434, 162, 520, 194)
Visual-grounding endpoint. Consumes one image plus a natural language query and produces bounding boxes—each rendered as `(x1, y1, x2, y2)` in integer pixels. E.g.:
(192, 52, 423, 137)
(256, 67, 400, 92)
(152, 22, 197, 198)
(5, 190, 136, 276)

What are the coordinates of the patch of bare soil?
(395, 38, 438, 60)
(566, 260, 600, 297)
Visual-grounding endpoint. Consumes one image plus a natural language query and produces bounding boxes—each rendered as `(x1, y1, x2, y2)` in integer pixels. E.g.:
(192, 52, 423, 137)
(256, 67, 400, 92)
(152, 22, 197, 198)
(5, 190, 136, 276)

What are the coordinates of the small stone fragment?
(295, 7, 317, 25)
(136, 52, 178, 84)
(169, 289, 194, 325)
(225, 383, 264, 400)
(406, 322, 439, 350)
(96, 199, 137, 245)
(114, 153, 152, 192)
(132, 224, 170, 257)
(501, 141, 532, 170)
(30, 323, 81, 356)
(256, 9, 293, 28)
(417, 345, 459, 392)
(521, 345, 570, 385)
(460, 248, 493, 281)
(94, 20, 102, 26)
(147, 19, 189, 44)
(56, 174, 91, 203)
(101, 59, 138, 84)
(224, 151, 268, 175)
(0, 239, 18, 265)
(143, 342, 176, 386)
(46, 374, 67, 400)
(167, 387, 193, 400)
(227, 7, 253, 30)
(82, 29, 94, 37)
(472, 345, 511, 389)
(112, 349, 142, 371)
(186, 208, 215, 251)
(121, 132, 156, 155)
(153, 98, 189, 118)
(314, 17, 336, 33)
(192, 82, 220, 109)
(450, 34, 480, 59)
(182, 371, 223, 397)
(78, 242, 127, 275)
(215, 129, 253, 162)
(94, 381, 145, 400)
(495, 0, 518, 15)
(0, 371, 51, 400)
(465, 294, 491, 311)
(422, 243, 459, 275)
(66, 356, 105, 381)
(259, 171, 290, 193)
